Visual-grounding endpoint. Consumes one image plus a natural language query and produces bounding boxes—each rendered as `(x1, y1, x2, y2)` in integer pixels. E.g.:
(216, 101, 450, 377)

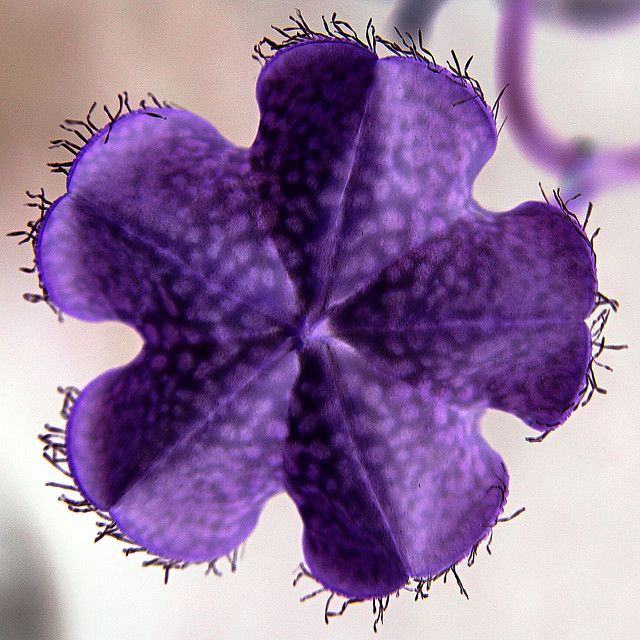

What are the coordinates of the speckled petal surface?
(110, 350, 298, 561)
(252, 41, 497, 312)
(69, 341, 297, 560)
(36, 107, 302, 559)
(285, 342, 507, 598)
(252, 42, 377, 314)
(27, 22, 613, 605)
(327, 57, 497, 304)
(331, 202, 597, 429)
(37, 108, 295, 326)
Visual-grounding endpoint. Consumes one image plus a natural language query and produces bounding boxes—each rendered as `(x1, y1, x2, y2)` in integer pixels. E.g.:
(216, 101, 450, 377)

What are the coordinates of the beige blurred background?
(1, 1, 639, 638)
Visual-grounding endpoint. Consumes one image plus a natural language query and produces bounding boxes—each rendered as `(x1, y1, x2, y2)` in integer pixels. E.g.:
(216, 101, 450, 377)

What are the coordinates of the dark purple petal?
(68, 340, 297, 561)
(251, 41, 377, 314)
(37, 108, 295, 328)
(331, 202, 597, 429)
(285, 342, 507, 598)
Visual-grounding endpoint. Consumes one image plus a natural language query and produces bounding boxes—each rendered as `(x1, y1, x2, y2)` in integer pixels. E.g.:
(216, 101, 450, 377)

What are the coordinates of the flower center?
(290, 315, 331, 351)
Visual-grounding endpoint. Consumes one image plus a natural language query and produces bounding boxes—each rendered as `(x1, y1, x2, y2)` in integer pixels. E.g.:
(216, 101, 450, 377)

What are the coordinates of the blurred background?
(1, 1, 638, 638)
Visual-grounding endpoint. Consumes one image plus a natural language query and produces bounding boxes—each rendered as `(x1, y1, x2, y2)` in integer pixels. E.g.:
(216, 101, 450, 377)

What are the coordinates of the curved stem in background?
(391, 0, 448, 35)
(496, 0, 640, 200)
(497, 0, 577, 177)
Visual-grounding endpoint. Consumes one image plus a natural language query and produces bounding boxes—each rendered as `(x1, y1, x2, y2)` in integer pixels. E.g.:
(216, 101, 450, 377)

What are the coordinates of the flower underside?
(14, 12, 623, 628)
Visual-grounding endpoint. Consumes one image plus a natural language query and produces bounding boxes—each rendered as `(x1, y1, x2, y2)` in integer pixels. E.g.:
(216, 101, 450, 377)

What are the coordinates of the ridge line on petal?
(323, 344, 409, 577)
(314, 61, 378, 318)
(332, 317, 592, 331)
(37, 386, 245, 581)
(72, 337, 295, 510)
(42, 191, 291, 327)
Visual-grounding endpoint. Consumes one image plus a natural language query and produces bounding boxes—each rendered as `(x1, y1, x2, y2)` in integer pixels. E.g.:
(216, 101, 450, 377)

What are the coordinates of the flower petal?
(68, 340, 298, 562)
(37, 108, 295, 328)
(285, 342, 507, 599)
(327, 57, 497, 304)
(252, 41, 377, 314)
(331, 202, 597, 429)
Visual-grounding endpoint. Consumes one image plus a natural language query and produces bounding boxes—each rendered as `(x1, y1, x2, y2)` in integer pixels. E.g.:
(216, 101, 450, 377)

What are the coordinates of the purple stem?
(496, 0, 640, 199)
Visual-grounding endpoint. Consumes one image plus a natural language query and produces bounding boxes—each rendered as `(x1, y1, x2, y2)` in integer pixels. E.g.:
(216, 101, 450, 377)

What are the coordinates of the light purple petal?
(331, 202, 597, 429)
(37, 107, 304, 560)
(328, 56, 497, 305)
(285, 342, 507, 598)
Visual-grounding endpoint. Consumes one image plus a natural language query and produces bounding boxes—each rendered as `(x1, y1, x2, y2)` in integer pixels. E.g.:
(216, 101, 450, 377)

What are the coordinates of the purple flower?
(28, 17, 610, 605)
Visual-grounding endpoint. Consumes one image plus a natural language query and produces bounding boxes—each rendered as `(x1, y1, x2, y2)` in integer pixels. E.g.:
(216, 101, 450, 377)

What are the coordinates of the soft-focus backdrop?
(2, 1, 639, 639)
